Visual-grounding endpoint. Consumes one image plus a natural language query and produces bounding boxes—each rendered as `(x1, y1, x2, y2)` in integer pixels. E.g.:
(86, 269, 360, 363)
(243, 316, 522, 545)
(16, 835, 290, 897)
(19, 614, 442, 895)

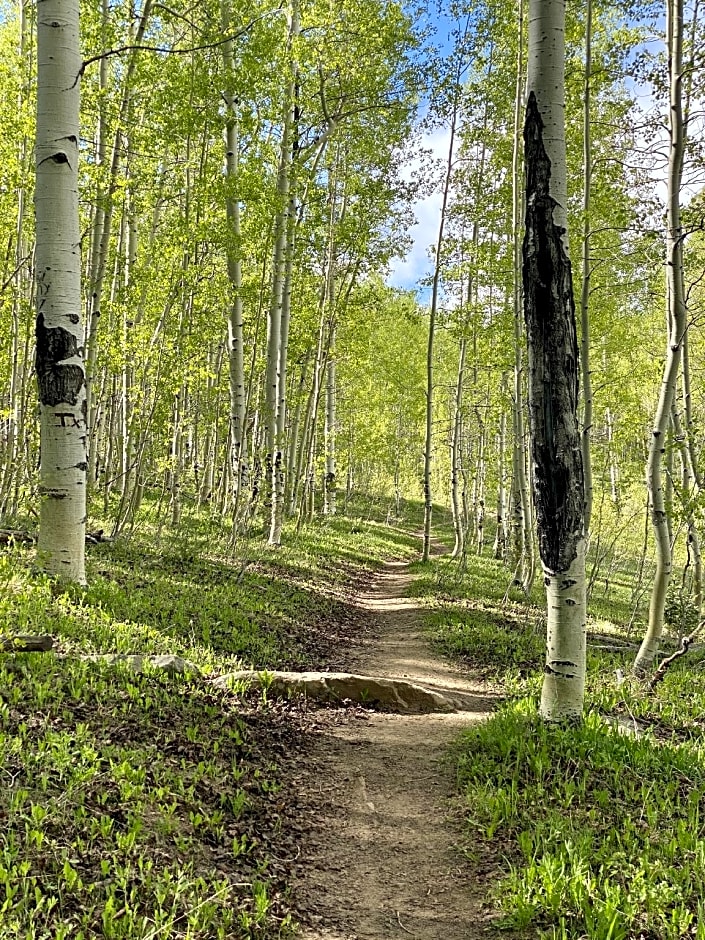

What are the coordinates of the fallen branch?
(0, 529, 110, 546)
(648, 636, 692, 690)
(0, 529, 35, 545)
(86, 529, 113, 544)
(0, 634, 54, 652)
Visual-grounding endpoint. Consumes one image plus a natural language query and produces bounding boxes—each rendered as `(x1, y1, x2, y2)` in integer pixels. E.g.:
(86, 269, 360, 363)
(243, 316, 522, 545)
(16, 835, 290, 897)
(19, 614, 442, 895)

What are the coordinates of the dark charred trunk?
(522, 91, 584, 575)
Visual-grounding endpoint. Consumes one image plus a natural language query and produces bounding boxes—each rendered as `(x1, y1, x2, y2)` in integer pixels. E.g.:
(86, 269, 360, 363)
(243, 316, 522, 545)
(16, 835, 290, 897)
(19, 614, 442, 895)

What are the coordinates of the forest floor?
(5, 506, 702, 938)
(286, 553, 511, 940)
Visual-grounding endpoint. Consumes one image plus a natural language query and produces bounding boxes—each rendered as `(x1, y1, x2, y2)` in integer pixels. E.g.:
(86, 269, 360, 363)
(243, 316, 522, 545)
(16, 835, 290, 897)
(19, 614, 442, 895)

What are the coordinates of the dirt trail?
(291, 559, 504, 940)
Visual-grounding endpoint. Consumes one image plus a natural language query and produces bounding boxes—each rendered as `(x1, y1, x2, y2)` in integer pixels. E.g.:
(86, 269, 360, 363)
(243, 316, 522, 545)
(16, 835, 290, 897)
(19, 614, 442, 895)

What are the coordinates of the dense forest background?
(3, 1, 705, 938)
(7, 0, 704, 621)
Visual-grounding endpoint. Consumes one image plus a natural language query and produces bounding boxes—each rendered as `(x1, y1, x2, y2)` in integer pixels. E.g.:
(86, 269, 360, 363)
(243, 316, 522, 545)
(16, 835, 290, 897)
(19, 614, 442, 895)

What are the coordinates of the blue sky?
(385, 2, 456, 298)
(385, 125, 451, 300)
(385, 4, 678, 298)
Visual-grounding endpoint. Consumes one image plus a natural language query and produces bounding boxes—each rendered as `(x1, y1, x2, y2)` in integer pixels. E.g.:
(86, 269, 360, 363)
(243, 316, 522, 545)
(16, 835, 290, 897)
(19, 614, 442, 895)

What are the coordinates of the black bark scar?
(522, 91, 584, 573)
(35, 313, 85, 407)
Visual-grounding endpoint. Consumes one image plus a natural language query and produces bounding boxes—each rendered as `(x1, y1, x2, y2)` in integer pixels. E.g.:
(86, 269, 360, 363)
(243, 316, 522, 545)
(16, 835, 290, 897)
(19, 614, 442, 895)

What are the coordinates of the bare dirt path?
(290, 558, 507, 940)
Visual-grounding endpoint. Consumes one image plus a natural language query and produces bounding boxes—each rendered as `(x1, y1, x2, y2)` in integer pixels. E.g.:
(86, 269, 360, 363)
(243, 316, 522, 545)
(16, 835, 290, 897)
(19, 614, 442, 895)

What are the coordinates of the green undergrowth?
(3, 513, 419, 672)
(0, 508, 421, 938)
(0, 655, 293, 939)
(456, 697, 705, 939)
(417, 549, 705, 939)
(408, 549, 546, 679)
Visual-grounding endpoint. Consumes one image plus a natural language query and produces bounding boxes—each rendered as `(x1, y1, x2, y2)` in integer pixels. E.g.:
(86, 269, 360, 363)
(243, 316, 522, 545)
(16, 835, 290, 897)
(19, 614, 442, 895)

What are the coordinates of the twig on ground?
(396, 910, 414, 935)
(235, 559, 253, 585)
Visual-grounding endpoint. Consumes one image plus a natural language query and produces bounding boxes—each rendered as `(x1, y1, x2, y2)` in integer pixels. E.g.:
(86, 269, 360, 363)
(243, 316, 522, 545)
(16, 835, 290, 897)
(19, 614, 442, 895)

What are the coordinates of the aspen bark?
(605, 406, 619, 506)
(285, 353, 309, 515)
(450, 335, 467, 559)
(510, 0, 534, 591)
(493, 377, 508, 560)
(423, 74, 461, 562)
(324, 325, 337, 516)
(672, 403, 702, 613)
(298, 290, 327, 522)
(580, 0, 594, 534)
(35, 0, 86, 583)
(682, 330, 702, 489)
(221, 0, 247, 512)
(265, 0, 299, 546)
(473, 408, 486, 555)
(634, 0, 687, 675)
(0, 2, 33, 518)
(85, 0, 154, 489)
(524, 0, 586, 721)
(271, 184, 298, 542)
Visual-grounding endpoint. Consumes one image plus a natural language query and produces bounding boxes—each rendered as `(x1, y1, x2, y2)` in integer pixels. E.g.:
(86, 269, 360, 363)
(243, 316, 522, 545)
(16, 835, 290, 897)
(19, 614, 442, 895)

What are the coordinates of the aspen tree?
(423, 54, 464, 563)
(323, 150, 345, 519)
(324, 325, 337, 516)
(523, 0, 586, 720)
(450, 320, 467, 559)
(580, 0, 594, 534)
(35, 0, 86, 583)
(264, 0, 299, 546)
(84, 0, 154, 489)
(221, 0, 247, 512)
(452, 111, 488, 559)
(634, 0, 688, 675)
(1, 3, 33, 519)
(510, 0, 535, 593)
(493, 378, 508, 561)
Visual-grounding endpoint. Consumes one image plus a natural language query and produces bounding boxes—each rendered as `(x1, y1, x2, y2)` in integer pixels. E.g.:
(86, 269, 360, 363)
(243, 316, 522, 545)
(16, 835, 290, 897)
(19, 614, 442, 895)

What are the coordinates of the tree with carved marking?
(523, 0, 585, 721)
(34, 0, 86, 583)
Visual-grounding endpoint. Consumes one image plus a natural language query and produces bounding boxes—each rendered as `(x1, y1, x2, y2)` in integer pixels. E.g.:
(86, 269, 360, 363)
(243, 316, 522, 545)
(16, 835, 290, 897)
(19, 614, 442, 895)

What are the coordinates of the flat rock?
(212, 670, 456, 713)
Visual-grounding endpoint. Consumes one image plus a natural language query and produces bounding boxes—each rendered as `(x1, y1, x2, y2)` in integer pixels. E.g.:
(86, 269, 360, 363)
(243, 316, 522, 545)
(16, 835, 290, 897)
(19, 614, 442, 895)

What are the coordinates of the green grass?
(0, 655, 288, 939)
(456, 698, 705, 939)
(0, 509, 421, 938)
(1, 514, 419, 672)
(417, 546, 705, 939)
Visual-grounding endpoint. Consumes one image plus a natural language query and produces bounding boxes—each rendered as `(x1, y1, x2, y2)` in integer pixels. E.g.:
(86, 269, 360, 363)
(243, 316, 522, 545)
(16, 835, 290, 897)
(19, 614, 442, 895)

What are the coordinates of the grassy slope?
(415, 546, 705, 940)
(0, 509, 420, 939)
(8, 494, 704, 940)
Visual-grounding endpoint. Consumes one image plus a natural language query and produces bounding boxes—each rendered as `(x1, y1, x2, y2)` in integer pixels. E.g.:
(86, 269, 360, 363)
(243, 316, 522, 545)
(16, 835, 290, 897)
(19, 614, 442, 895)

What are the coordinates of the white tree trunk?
(221, 0, 247, 510)
(271, 195, 297, 542)
(423, 76, 461, 562)
(525, 0, 586, 721)
(580, 0, 594, 534)
(265, 0, 299, 545)
(672, 403, 702, 613)
(35, 0, 86, 583)
(450, 336, 466, 559)
(493, 403, 508, 561)
(510, 0, 535, 592)
(85, 0, 153, 489)
(634, 0, 687, 675)
(324, 327, 337, 516)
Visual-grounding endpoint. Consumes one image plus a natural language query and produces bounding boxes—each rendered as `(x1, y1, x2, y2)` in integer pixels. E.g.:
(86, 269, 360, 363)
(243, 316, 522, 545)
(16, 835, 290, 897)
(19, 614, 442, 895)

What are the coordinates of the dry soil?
(290, 558, 509, 940)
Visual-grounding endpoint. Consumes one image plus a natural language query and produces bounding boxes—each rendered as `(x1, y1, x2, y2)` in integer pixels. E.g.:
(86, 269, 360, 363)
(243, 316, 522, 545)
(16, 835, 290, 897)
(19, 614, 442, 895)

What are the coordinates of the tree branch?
(78, 5, 285, 80)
